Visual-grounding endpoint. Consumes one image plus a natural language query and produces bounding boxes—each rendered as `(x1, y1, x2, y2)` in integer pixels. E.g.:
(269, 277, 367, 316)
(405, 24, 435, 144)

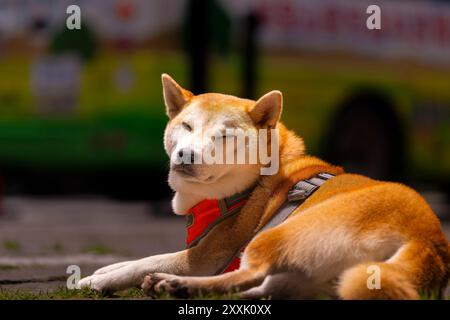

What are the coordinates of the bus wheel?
(322, 93, 405, 181)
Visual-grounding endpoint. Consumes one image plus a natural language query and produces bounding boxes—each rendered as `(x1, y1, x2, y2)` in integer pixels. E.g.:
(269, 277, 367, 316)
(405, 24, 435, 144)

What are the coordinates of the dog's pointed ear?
(162, 74, 193, 119)
(249, 90, 283, 128)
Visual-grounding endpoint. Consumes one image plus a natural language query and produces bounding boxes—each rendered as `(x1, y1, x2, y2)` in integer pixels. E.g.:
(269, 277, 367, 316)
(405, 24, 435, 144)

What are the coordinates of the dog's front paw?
(78, 274, 108, 293)
(142, 273, 191, 299)
(78, 266, 140, 294)
(78, 274, 120, 295)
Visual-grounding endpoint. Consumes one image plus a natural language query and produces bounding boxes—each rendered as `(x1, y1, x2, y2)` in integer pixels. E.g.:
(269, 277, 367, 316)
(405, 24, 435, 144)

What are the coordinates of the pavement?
(0, 196, 449, 297)
(0, 196, 185, 294)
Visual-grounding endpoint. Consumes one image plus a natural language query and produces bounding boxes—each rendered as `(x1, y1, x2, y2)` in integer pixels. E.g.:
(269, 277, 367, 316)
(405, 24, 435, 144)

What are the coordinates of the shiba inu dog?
(79, 74, 450, 299)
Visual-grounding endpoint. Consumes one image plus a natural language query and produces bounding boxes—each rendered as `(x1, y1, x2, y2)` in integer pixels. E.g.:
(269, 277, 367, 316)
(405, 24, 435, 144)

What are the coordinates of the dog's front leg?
(79, 204, 256, 294)
(78, 250, 211, 293)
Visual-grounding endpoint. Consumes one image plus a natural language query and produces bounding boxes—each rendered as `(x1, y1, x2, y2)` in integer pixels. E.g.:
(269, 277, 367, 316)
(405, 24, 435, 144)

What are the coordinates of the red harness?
(185, 189, 252, 273)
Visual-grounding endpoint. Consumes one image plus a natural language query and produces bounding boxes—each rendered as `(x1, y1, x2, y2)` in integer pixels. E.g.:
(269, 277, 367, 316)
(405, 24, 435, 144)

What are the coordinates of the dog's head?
(162, 74, 282, 202)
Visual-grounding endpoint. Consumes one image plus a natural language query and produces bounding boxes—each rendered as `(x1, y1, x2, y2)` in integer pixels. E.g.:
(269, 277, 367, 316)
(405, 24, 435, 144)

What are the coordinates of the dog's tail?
(337, 240, 450, 300)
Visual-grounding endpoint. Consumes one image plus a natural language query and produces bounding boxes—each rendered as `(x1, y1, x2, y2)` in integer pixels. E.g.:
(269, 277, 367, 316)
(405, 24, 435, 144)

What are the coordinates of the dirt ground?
(0, 196, 449, 298)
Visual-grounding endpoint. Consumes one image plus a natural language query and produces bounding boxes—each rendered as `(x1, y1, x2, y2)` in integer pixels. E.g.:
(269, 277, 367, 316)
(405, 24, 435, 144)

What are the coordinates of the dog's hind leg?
(238, 274, 293, 299)
(239, 272, 332, 299)
(143, 267, 268, 298)
(337, 240, 449, 300)
(143, 227, 284, 298)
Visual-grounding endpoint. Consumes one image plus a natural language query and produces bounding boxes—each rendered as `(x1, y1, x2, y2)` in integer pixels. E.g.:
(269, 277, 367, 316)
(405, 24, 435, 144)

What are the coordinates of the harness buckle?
(286, 173, 334, 202)
(287, 180, 319, 202)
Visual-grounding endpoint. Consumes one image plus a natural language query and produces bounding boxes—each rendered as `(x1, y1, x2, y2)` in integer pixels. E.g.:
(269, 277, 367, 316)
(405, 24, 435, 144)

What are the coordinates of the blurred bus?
(0, 0, 448, 209)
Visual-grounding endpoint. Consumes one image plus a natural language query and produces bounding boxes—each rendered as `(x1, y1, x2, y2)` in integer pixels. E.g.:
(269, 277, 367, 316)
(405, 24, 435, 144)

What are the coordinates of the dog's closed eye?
(182, 122, 192, 132)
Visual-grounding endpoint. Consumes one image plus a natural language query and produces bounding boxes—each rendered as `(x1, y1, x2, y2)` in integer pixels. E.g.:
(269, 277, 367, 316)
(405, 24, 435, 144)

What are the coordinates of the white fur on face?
(164, 102, 262, 215)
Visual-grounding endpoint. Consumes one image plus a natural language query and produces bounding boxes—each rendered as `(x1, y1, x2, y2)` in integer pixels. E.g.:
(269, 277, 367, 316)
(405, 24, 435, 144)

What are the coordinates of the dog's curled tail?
(337, 240, 450, 300)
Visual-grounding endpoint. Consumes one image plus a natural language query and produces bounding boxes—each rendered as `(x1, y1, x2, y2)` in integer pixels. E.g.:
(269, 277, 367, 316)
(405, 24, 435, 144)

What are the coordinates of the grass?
(82, 245, 116, 255)
(0, 287, 146, 300)
(3, 240, 21, 252)
(154, 291, 242, 300)
(0, 286, 242, 300)
(0, 265, 20, 271)
(419, 290, 444, 300)
(0, 285, 446, 300)
(51, 242, 65, 253)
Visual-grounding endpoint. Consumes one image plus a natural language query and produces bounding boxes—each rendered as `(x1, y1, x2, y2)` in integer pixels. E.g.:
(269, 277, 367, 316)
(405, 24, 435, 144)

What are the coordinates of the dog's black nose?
(177, 148, 195, 164)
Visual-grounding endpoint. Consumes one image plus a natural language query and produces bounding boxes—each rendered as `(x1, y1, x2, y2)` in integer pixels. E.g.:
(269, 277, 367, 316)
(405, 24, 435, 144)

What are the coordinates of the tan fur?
(81, 75, 450, 299)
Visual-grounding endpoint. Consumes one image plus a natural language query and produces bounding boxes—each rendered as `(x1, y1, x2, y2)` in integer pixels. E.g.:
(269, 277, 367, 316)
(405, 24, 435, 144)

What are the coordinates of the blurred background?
(0, 0, 449, 294)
